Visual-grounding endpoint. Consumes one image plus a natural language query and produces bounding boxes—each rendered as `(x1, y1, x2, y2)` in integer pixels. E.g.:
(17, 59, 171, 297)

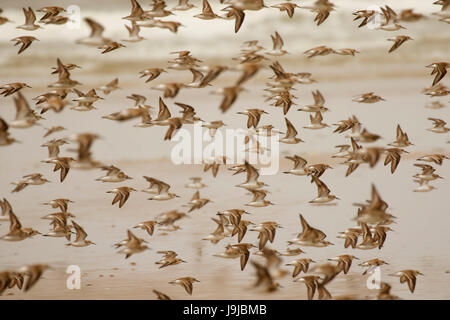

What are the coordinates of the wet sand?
(0, 74, 449, 299)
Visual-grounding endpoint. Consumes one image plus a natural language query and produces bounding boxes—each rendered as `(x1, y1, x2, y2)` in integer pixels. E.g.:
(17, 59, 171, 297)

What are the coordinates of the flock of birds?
(0, 0, 449, 300)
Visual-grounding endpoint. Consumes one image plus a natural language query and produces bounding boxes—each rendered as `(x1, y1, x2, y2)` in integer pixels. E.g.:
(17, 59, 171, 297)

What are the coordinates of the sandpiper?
(309, 176, 339, 204)
(96, 165, 132, 183)
(107, 186, 136, 208)
(169, 277, 200, 295)
(279, 117, 303, 144)
(283, 155, 308, 175)
(66, 221, 95, 247)
(17, 7, 41, 31)
(286, 258, 315, 277)
(12, 173, 50, 193)
(389, 270, 424, 293)
(288, 214, 333, 247)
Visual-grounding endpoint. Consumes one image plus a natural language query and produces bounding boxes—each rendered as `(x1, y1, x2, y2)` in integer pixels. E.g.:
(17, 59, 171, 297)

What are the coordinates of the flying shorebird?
(328, 255, 358, 274)
(288, 214, 333, 247)
(426, 62, 448, 86)
(194, 0, 219, 20)
(12, 173, 50, 193)
(43, 198, 73, 213)
(1, 210, 40, 241)
(98, 41, 126, 54)
(66, 221, 95, 247)
(9, 92, 43, 128)
(220, 6, 245, 33)
(303, 0, 335, 26)
(271, 2, 300, 18)
(123, 0, 145, 21)
(250, 261, 282, 293)
(42, 157, 74, 182)
(185, 177, 206, 189)
(353, 184, 394, 225)
(139, 68, 167, 83)
(17, 7, 41, 31)
(156, 251, 187, 268)
(41, 138, 67, 159)
(266, 31, 287, 56)
(0, 198, 13, 221)
(76, 17, 111, 46)
(144, 177, 179, 200)
(333, 116, 361, 134)
(246, 189, 273, 207)
(11, 36, 39, 55)
(413, 163, 442, 181)
(417, 154, 449, 165)
(173, 0, 196, 11)
(384, 148, 408, 174)
(151, 82, 185, 98)
(153, 289, 172, 300)
(283, 155, 308, 175)
(0, 9, 12, 25)
(98, 78, 120, 95)
(169, 277, 200, 295)
(377, 282, 401, 300)
(96, 165, 131, 183)
(1, 82, 31, 97)
(331, 145, 351, 158)
(333, 48, 359, 56)
(294, 275, 321, 300)
(107, 186, 136, 208)
(389, 270, 424, 293)
(123, 21, 145, 42)
(118, 230, 149, 259)
(214, 243, 255, 271)
(114, 229, 148, 249)
(298, 90, 329, 112)
(387, 35, 413, 53)
(183, 191, 212, 212)
(43, 126, 66, 138)
(304, 111, 329, 129)
(352, 92, 385, 103)
(20, 264, 50, 292)
(279, 117, 303, 144)
(413, 178, 436, 192)
(286, 258, 315, 277)
(202, 120, 226, 137)
(37, 6, 66, 23)
(427, 118, 450, 133)
(202, 217, 228, 244)
(237, 108, 268, 129)
(309, 176, 339, 204)
(304, 45, 334, 58)
(388, 124, 413, 147)
(49, 58, 82, 89)
(42, 134, 66, 156)
(355, 223, 378, 250)
(0, 117, 19, 146)
(133, 220, 158, 236)
(236, 161, 267, 190)
(214, 86, 244, 113)
(203, 156, 227, 177)
(359, 258, 389, 275)
(305, 163, 332, 178)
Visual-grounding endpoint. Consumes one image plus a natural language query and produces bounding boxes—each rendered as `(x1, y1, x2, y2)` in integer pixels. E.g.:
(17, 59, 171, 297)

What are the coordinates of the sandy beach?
(0, 0, 449, 300)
